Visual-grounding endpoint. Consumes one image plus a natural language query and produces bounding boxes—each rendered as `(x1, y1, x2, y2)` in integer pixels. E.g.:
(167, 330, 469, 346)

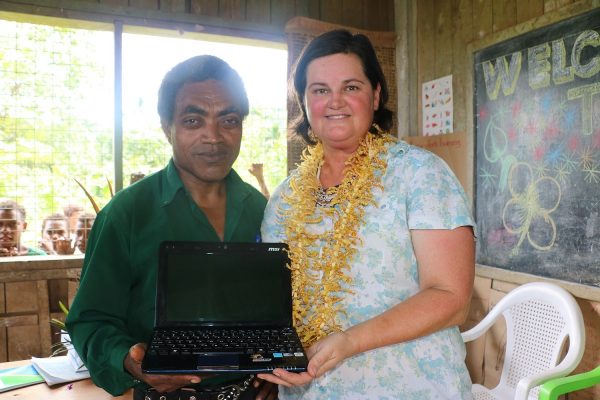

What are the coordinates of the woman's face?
(304, 53, 380, 151)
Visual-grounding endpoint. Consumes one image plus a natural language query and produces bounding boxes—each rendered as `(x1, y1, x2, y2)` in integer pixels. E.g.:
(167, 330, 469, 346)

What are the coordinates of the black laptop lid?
(156, 241, 291, 328)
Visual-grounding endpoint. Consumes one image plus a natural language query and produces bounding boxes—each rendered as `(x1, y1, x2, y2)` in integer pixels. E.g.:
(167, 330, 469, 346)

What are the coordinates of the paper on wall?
(422, 75, 453, 136)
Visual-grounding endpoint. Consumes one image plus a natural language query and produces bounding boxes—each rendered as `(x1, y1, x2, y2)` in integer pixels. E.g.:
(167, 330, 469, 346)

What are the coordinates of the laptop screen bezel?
(155, 241, 292, 328)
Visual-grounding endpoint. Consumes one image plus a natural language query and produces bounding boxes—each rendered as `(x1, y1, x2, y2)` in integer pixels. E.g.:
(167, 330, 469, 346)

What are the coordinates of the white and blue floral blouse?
(261, 141, 475, 399)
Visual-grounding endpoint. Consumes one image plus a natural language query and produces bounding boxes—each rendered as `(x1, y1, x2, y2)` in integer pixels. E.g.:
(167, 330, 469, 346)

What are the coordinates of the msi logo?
(268, 247, 280, 251)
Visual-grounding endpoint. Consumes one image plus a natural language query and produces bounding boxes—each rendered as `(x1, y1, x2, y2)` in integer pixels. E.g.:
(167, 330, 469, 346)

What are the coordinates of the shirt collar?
(160, 158, 251, 207)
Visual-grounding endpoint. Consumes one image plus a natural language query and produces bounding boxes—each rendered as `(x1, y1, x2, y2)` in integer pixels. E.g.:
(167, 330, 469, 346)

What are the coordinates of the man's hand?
(53, 239, 76, 255)
(0, 246, 19, 257)
(124, 343, 209, 393)
(252, 377, 278, 400)
(248, 163, 264, 180)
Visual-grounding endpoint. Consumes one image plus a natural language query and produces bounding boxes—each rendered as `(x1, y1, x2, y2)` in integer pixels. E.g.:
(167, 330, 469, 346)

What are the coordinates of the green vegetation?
(0, 19, 287, 247)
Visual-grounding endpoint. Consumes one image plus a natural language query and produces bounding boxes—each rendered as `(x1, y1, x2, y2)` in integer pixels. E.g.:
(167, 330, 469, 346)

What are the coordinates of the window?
(0, 14, 287, 252)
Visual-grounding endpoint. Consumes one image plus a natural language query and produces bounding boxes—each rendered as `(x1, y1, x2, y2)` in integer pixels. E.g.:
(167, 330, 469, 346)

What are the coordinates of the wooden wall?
(0, 257, 81, 361)
(0, 0, 395, 39)
(410, 0, 599, 138)
(407, 1, 600, 398)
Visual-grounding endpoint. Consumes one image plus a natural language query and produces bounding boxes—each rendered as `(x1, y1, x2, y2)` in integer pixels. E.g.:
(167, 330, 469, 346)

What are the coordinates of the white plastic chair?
(462, 282, 585, 400)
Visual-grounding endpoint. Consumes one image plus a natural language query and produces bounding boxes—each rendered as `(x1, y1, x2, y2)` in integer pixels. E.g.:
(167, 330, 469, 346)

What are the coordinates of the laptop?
(142, 241, 308, 374)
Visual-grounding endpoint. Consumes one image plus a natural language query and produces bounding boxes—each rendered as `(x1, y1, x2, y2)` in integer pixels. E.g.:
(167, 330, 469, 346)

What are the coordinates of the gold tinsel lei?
(281, 132, 396, 346)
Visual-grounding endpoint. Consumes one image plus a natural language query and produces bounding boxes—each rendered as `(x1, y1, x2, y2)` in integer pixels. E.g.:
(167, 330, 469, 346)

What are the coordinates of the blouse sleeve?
(260, 176, 292, 243)
(400, 146, 474, 231)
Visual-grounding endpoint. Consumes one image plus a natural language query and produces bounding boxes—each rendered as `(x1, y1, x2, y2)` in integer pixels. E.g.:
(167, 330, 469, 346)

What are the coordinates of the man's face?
(75, 218, 94, 253)
(0, 209, 25, 253)
(163, 80, 243, 186)
(43, 219, 69, 241)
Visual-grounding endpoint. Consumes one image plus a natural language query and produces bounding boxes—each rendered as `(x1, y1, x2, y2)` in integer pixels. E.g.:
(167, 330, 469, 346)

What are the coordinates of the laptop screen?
(156, 242, 292, 327)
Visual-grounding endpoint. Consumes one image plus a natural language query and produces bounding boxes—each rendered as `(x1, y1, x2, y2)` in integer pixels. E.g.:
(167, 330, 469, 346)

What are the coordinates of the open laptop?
(142, 241, 308, 374)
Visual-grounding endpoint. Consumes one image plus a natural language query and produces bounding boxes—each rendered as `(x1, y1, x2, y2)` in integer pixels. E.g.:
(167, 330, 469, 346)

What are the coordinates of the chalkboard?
(474, 8, 600, 287)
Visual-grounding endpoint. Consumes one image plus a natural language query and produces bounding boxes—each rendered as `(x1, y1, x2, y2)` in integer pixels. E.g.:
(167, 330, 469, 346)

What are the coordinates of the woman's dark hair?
(157, 55, 249, 124)
(290, 29, 394, 145)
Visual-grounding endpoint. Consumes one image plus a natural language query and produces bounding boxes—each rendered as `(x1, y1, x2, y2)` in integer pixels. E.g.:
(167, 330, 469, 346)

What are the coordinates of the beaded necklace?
(280, 133, 396, 346)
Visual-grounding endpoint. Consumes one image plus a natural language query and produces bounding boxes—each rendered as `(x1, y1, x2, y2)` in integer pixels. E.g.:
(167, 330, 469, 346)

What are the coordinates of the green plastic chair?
(538, 365, 600, 400)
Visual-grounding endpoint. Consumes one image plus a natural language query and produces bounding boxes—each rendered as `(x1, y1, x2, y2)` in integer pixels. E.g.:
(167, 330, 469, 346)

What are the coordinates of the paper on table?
(31, 356, 91, 386)
(0, 364, 45, 392)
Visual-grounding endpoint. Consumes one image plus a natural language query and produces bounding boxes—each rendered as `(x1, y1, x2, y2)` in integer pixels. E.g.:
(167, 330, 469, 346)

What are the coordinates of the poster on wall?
(474, 8, 600, 287)
(422, 75, 453, 136)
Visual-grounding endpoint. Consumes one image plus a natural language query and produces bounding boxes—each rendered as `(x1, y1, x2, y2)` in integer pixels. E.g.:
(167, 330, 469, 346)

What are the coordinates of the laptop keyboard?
(148, 327, 305, 357)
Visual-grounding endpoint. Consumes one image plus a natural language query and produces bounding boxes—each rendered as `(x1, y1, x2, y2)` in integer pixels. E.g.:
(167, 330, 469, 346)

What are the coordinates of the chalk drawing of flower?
(502, 162, 561, 255)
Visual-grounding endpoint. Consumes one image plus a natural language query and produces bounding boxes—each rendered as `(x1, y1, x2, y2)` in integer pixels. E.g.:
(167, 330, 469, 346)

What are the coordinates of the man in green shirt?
(65, 55, 274, 400)
(0, 199, 47, 257)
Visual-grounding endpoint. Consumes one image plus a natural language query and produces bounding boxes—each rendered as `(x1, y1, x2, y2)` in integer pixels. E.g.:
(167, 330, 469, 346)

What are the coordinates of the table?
(1, 359, 132, 399)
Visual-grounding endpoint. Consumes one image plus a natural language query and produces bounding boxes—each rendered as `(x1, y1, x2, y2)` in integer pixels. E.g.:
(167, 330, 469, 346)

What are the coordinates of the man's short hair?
(0, 199, 26, 221)
(63, 204, 84, 217)
(77, 212, 96, 224)
(157, 55, 249, 125)
(41, 212, 69, 235)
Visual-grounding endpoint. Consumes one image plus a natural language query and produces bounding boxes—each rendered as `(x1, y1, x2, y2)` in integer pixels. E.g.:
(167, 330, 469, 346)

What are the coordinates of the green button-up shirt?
(65, 160, 267, 396)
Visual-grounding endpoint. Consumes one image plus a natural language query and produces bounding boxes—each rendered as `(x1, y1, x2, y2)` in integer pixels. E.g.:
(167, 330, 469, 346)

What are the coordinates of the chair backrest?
(466, 282, 586, 399)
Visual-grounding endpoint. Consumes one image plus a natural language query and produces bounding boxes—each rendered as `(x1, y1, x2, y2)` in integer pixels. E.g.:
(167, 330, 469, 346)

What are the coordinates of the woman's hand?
(124, 343, 210, 393)
(256, 331, 359, 387)
(305, 331, 359, 378)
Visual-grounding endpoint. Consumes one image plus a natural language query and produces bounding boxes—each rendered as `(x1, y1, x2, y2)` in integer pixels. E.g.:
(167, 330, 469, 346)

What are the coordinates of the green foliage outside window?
(0, 18, 287, 249)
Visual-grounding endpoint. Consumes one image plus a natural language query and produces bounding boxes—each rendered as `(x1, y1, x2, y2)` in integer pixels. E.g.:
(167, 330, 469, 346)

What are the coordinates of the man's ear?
(161, 120, 173, 144)
(22, 221, 27, 231)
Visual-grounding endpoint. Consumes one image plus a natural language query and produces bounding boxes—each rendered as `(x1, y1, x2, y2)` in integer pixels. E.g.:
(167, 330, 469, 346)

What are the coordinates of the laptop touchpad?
(197, 354, 239, 370)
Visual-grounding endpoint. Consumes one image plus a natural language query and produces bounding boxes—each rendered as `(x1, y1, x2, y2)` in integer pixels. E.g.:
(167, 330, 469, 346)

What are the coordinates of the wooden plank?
(0, 283, 4, 313)
(557, 0, 575, 7)
(245, 0, 270, 24)
(219, 0, 245, 20)
(492, 0, 516, 32)
(190, 0, 219, 16)
(295, 0, 320, 19)
(573, 299, 600, 400)
(396, 0, 416, 136)
(462, 275, 491, 384)
(434, 0, 453, 77)
(416, 0, 435, 135)
(544, 0, 558, 12)
(451, 0, 473, 135)
(129, 0, 159, 10)
(68, 279, 79, 307)
(160, 0, 187, 13)
(472, 0, 492, 40)
(342, 0, 364, 29)
(36, 280, 52, 357)
(270, 0, 295, 28)
(364, 0, 394, 31)
(99, 0, 129, 7)
(48, 279, 68, 314)
(0, 328, 6, 362)
(0, 315, 38, 328)
(8, 325, 42, 360)
(482, 288, 506, 388)
(5, 282, 37, 313)
(516, 0, 544, 24)
(320, 0, 343, 25)
(0, 268, 81, 282)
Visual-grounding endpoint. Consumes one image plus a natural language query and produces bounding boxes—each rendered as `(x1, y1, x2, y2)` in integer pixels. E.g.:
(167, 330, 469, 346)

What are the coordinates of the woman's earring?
(308, 129, 319, 142)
